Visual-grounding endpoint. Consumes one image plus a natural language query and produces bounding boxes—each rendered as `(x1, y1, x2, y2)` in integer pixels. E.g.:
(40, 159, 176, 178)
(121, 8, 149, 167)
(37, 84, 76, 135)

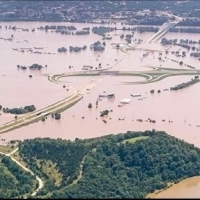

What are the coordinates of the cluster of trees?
(170, 27, 200, 34)
(125, 34, 133, 44)
(57, 47, 67, 53)
(69, 45, 87, 52)
(150, 89, 161, 94)
(160, 38, 192, 51)
(59, 30, 73, 35)
(29, 64, 43, 70)
(122, 27, 136, 31)
(133, 27, 159, 33)
(100, 110, 110, 117)
(90, 41, 105, 52)
(161, 38, 200, 46)
(92, 26, 116, 37)
(16, 130, 200, 198)
(19, 138, 87, 192)
(0, 156, 36, 198)
(2, 105, 36, 115)
(40, 25, 77, 31)
(51, 131, 200, 198)
(150, 89, 155, 94)
(39, 25, 78, 35)
(82, 27, 90, 31)
(179, 20, 200, 27)
(176, 44, 191, 51)
(50, 113, 61, 120)
(54, 113, 61, 120)
(161, 38, 177, 46)
(102, 36, 112, 40)
(190, 52, 200, 58)
(88, 103, 92, 108)
(180, 39, 200, 45)
(170, 76, 199, 90)
(58, 46, 87, 53)
(133, 26, 200, 35)
(17, 63, 43, 70)
(17, 65, 28, 70)
(17, 130, 200, 199)
(38, 25, 91, 36)
(75, 30, 90, 35)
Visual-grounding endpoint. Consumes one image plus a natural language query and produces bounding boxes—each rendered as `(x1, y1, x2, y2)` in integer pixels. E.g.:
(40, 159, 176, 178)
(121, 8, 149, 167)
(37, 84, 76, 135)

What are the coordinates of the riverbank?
(147, 176, 200, 198)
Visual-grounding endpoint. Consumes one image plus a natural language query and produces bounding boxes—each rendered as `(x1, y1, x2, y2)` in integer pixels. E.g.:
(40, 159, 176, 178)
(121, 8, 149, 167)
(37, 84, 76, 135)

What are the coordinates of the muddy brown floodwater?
(147, 176, 200, 198)
(1, 21, 200, 198)
(0, 22, 200, 144)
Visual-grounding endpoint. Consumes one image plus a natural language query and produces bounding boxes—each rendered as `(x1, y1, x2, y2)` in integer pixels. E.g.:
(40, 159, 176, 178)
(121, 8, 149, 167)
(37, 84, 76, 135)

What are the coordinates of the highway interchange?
(0, 13, 197, 134)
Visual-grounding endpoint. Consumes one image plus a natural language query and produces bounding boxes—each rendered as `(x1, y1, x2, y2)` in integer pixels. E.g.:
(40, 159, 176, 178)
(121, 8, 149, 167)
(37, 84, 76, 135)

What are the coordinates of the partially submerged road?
(0, 79, 97, 134)
(0, 93, 82, 134)
(49, 67, 200, 85)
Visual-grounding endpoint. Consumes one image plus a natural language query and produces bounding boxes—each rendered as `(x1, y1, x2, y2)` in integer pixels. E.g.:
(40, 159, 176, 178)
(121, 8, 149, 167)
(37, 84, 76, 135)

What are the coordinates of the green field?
(121, 136, 149, 144)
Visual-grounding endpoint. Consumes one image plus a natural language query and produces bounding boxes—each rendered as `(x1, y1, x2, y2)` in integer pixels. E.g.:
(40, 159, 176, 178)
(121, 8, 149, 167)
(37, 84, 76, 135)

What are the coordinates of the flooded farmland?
(1, 21, 200, 197)
(0, 21, 200, 147)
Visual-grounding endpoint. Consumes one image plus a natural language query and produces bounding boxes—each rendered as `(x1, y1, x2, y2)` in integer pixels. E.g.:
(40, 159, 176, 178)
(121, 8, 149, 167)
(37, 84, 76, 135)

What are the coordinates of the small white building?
(120, 98, 131, 104)
(131, 93, 141, 97)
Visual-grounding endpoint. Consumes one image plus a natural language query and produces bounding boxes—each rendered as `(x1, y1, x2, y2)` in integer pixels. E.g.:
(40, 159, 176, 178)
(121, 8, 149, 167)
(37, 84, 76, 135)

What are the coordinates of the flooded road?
(1, 21, 200, 198)
(0, 21, 200, 147)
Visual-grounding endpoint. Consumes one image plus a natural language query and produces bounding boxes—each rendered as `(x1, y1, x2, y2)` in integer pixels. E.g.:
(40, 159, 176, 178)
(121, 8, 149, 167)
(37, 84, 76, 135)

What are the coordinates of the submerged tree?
(88, 103, 92, 109)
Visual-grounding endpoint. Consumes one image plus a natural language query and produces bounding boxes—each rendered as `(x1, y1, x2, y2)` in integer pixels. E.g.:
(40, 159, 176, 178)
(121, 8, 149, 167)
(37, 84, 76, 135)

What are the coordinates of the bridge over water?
(144, 13, 183, 44)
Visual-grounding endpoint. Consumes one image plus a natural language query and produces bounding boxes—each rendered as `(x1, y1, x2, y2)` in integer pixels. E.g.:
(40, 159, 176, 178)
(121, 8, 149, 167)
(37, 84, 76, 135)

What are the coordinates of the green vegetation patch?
(0, 145, 13, 154)
(0, 161, 19, 198)
(18, 138, 88, 195)
(0, 95, 82, 134)
(0, 155, 36, 198)
(16, 130, 200, 198)
(121, 136, 149, 144)
(53, 132, 200, 198)
(2, 105, 36, 115)
(12, 151, 28, 168)
(37, 159, 62, 186)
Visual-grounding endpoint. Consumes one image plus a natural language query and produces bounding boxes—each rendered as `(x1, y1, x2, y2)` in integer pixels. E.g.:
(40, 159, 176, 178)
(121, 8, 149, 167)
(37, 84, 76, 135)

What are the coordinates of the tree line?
(16, 130, 200, 198)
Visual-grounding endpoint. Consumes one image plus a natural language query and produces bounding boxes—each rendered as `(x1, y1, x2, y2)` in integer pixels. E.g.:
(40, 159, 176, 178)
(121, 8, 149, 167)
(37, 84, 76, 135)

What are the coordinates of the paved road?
(0, 93, 82, 134)
(0, 79, 100, 134)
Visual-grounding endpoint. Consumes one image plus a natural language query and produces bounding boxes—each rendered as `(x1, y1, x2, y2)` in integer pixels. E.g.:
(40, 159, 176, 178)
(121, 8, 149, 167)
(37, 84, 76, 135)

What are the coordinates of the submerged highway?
(1, 65, 199, 135)
(0, 13, 188, 135)
(0, 79, 100, 134)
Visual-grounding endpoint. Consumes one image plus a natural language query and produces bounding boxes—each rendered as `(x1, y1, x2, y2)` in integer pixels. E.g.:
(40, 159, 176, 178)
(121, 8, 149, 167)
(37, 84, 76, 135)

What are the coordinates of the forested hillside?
(19, 138, 87, 191)
(17, 130, 200, 199)
(0, 155, 36, 198)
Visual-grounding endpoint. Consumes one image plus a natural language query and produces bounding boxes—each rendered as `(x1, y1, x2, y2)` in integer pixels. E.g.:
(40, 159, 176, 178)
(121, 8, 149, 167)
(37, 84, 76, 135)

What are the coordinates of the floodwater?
(0, 22, 200, 144)
(1, 21, 200, 197)
(147, 176, 200, 198)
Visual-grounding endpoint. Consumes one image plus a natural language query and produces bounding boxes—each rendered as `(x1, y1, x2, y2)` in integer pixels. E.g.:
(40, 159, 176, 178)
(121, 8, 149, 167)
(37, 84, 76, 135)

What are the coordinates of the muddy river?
(1, 21, 200, 197)
(147, 176, 200, 198)
(0, 22, 200, 142)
